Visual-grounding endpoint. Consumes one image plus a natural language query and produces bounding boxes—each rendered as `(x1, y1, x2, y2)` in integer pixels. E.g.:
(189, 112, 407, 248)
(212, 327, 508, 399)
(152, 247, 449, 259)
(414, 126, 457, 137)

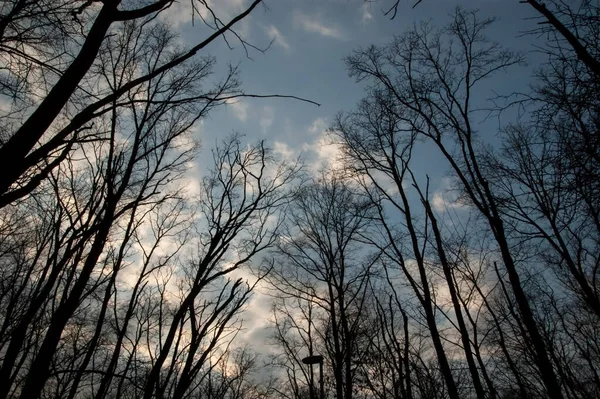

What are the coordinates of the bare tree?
(476, 2, 600, 398)
(0, 11, 301, 393)
(0, 0, 308, 207)
(268, 295, 319, 399)
(0, 2, 317, 398)
(266, 170, 379, 399)
(328, 3, 600, 398)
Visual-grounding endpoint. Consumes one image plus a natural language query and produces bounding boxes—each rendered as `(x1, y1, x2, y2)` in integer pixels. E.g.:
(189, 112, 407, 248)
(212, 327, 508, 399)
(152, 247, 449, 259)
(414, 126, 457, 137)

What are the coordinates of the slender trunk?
(377, 185, 459, 399)
(171, 288, 244, 399)
(0, 240, 88, 399)
(140, 256, 226, 399)
(434, 124, 565, 399)
(0, 3, 116, 196)
(492, 264, 532, 399)
(327, 281, 345, 399)
(65, 210, 138, 399)
(65, 276, 116, 399)
(457, 280, 498, 399)
(402, 310, 413, 399)
(395, 176, 460, 399)
(338, 289, 353, 399)
(491, 216, 564, 399)
(93, 263, 148, 399)
(525, 0, 600, 79)
(421, 195, 487, 399)
(17, 203, 116, 399)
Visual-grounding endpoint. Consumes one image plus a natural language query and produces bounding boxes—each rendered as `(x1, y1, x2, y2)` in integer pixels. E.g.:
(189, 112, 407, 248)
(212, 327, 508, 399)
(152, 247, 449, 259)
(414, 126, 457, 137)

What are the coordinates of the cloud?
(160, 1, 192, 27)
(431, 179, 468, 213)
(294, 11, 344, 39)
(360, 3, 374, 25)
(309, 136, 342, 168)
(160, 0, 241, 27)
(265, 25, 291, 52)
(271, 118, 346, 175)
(308, 117, 328, 135)
(226, 99, 249, 122)
(260, 106, 275, 131)
(302, 118, 346, 173)
(161, 0, 253, 39)
(273, 141, 295, 161)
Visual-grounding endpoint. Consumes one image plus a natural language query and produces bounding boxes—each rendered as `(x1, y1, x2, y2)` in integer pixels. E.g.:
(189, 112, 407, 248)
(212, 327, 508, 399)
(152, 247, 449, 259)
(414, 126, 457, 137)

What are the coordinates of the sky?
(162, 0, 546, 358)
(188, 0, 541, 186)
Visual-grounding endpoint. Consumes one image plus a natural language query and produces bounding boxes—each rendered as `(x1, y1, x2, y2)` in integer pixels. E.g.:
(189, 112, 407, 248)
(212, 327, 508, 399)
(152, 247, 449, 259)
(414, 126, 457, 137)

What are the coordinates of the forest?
(0, 0, 598, 398)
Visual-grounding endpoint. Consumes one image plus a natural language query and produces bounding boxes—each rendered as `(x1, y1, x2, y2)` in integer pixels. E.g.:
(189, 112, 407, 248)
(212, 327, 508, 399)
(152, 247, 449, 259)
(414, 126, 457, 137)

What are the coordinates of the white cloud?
(260, 106, 275, 131)
(294, 11, 344, 39)
(273, 118, 343, 175)
(273, 141, 296, 161)
(160, 1, 192, 27)
(431, 179, 468, 213)
(308, 117, 328, 135)
(203, 0, 253, 38)
(360, 3, 374, 25)
(309, 136, 342, 168)
(302, 118, 346, 173)
(265, 25, 290, 52)
(161, 0, 252, 39)
(226, 99, 249, 122)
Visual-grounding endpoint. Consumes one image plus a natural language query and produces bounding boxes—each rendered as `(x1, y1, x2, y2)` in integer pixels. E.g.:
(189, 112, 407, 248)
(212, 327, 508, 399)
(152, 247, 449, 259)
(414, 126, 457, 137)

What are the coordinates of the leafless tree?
(0, 0, 318, 208)
(329, 3, 600, 398)
(0, 10, 301, 393)
(266, 170, 380, 399)
(330, 6, 578, 399)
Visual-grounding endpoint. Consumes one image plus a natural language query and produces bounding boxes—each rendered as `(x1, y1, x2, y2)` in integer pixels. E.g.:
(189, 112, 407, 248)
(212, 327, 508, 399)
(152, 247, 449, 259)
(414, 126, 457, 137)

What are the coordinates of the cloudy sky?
(164, 0, 544, 355)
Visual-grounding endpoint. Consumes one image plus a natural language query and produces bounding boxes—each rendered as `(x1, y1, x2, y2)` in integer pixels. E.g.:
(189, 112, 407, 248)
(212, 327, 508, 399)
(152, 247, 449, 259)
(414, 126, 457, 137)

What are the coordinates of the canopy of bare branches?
(0, 1, 598, 399)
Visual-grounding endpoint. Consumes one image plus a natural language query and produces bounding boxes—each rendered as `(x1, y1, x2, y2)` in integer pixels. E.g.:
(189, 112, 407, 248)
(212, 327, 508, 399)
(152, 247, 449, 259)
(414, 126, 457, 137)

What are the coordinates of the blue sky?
(164, 0, 545, 355)
(180, 0, 540, 175)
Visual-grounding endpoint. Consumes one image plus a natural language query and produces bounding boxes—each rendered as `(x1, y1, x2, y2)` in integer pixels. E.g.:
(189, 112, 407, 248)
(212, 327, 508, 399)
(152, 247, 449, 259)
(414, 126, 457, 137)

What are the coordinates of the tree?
(266, 170, 379, 399)
(486, 0, 600, 317)
(0, 1, 317, 398)
(482, 1, 600, 397)
(0, 0, 282, 207)
(522, 0, 600, 80)
(0, 129, 298, 398)
(332, 7, 571, 399)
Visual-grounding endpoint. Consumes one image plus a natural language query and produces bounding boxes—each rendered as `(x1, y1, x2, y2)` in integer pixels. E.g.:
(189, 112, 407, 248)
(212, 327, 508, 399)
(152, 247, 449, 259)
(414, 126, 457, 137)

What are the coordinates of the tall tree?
(267, 171, 379, 399)
(332, 7, 567, 399)
(0, 0, 266, 206)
